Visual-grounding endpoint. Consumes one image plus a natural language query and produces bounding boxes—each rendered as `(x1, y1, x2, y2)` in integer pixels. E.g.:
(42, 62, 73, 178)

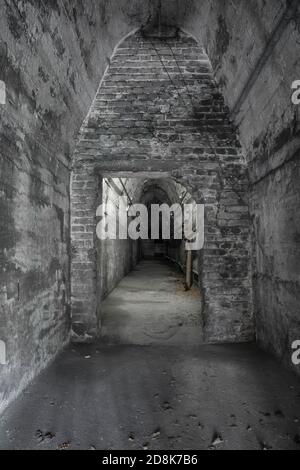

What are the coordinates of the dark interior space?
(0, 0, 299, 451)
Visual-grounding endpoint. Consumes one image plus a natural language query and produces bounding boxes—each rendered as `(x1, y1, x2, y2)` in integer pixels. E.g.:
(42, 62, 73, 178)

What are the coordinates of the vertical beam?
(186, 250, 193, 290)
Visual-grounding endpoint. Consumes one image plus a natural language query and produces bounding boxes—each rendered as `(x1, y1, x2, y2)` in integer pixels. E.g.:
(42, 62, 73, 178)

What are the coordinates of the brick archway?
(71, 29, 253, 344)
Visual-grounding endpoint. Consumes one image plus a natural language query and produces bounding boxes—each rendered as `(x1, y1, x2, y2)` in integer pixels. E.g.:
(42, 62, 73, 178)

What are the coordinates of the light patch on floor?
(100, 260, 203, 345)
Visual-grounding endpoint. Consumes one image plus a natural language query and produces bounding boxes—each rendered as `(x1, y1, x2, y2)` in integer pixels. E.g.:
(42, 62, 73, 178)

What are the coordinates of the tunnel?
(94, 176, 204, 346)
(0, 0, 299, 451)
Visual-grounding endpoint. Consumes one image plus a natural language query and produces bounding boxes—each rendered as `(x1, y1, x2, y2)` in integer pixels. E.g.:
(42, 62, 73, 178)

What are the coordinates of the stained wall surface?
(0, 0, 154, 413)
(178, 0, 300, 369)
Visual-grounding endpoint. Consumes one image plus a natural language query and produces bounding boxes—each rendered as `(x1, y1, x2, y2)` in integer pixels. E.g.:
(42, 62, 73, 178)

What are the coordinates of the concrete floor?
(100, 260, 203, 345)
(0, 260, 300, 450)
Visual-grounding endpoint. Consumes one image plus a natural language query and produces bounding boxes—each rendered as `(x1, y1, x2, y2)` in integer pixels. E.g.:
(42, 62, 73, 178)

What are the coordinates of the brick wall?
(72, 30, 253, 343)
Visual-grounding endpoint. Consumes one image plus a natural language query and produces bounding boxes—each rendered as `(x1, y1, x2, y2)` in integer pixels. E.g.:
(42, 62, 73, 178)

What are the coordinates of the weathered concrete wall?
(0, 0, 154, 413)
(100, 178, 139, 300)
(177, 0, 300, 371)
(251, 158, 300, 366)
(73, 30, 253, 344)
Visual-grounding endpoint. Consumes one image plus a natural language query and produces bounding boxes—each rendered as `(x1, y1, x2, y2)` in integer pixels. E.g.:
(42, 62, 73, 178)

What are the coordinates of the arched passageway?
(98, 176, 203, 345)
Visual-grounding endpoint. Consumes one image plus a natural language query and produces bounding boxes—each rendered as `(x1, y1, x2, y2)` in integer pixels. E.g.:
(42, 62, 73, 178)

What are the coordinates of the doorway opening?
(97, 175, 204, 345)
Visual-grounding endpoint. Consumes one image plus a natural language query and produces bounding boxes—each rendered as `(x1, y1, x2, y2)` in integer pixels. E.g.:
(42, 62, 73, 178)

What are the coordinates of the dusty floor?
(0, 261, 300, 450)
(0, 344, 300, 450)
(100, 260, 203, 345)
